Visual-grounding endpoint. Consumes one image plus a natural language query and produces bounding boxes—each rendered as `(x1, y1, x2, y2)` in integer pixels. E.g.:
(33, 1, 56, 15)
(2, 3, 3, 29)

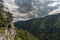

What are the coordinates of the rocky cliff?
(0, 23, 16, 40)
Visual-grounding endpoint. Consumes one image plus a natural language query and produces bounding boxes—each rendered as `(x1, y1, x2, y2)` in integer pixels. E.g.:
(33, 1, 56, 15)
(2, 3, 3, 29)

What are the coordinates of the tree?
(0, 1, 6, 27)
(0, 1, 13, 27)
(5, 11, 13, 23)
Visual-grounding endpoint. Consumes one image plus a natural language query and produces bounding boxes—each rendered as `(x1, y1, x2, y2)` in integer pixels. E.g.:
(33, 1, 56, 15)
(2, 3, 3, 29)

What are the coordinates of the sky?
(3, 0, 60, 22)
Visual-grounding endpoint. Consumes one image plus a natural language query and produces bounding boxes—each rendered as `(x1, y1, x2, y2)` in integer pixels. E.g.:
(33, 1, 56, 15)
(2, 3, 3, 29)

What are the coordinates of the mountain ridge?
(14, 13, 60, 22)
(14, 13, 60, 40)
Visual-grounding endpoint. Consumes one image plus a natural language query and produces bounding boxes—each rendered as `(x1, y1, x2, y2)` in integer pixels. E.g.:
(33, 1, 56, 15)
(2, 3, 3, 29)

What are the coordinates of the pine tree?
(0, 1, 6, 27)
(0, 0, 13, 27)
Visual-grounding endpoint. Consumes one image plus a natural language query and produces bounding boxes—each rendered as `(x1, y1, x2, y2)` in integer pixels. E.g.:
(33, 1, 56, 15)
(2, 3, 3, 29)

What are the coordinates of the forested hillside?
(14, 13, 60, 40)
(16, 28, 39, 40)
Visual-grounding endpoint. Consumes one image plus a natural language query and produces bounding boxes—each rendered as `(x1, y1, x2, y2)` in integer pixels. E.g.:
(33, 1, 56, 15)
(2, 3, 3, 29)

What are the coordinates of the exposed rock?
(0, 23, 16, 40)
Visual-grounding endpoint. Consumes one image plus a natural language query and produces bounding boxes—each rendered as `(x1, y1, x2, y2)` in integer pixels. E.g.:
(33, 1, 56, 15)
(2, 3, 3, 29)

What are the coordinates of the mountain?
(14, 13, 60, 40)
(16, 28, 39, 40)
(3, 0, 60, 22)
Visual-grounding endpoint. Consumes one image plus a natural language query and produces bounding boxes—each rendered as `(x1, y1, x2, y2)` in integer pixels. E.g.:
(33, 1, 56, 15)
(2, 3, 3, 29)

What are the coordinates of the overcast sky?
(3, 0, 60, 22)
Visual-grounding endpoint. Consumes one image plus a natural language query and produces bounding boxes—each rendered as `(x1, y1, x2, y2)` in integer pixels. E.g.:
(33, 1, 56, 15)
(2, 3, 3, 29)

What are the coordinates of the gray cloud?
(3, 0, 60, 22)
(15, 0, 33, 13)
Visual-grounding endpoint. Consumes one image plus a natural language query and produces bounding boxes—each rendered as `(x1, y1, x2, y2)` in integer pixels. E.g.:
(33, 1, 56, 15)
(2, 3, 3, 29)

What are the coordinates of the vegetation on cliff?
(0, 0, 39, 40)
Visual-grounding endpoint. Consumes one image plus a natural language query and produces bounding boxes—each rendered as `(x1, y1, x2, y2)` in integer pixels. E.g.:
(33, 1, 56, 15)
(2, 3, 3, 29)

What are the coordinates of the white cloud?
(3, 0, 60, 22)
(49, 8, 60, 15)
(48, 2, 60, 7)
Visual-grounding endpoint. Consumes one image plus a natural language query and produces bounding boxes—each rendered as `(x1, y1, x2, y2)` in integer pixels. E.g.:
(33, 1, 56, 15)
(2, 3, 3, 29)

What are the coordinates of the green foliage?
(0, 7, 6, 26)
(0, 2, 13, 27)
(0, 2, 4, 11)
(14, 13, 60, 40)
(0, 27, 4, 33)
(5, 11, 13, 22)
(16, 28, 39, 40)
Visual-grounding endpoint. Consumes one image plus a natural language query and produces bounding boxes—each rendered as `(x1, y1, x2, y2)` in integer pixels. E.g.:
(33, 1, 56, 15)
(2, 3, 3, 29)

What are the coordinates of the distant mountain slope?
(14, 13, 60, 40)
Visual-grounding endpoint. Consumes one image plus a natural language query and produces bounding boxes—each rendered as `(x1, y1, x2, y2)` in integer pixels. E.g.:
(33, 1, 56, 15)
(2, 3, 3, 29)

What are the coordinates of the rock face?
(0, 0, 16, 40)
(0, 23, 16, 40)
(0, 33, 5, 40)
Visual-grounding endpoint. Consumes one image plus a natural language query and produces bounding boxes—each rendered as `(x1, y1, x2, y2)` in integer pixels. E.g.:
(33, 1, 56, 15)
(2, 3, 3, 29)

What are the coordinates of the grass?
(0, 27, 4, 33)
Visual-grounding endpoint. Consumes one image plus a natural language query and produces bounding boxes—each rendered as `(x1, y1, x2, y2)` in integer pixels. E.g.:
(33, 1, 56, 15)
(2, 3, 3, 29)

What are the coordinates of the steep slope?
(16, 28, 39, 40)
(14, 13, 60, 40)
